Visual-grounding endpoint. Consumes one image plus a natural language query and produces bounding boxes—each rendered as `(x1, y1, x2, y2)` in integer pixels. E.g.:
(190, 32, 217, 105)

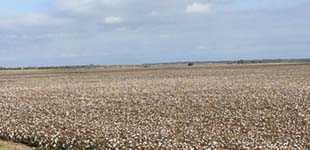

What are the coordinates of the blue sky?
(0, 0, 309, 67)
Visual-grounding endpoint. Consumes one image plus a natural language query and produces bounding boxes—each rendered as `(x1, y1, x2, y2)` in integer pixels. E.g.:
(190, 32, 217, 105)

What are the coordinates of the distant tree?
(237, 60, 245, 64)
(188, 62, 194, 66)
(251, 60, 257, 64)
(142, 65, 150, 68)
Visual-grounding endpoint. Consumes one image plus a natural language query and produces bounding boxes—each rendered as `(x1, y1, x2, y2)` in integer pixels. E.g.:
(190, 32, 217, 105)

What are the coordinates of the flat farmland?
(1, 63, 310, 149)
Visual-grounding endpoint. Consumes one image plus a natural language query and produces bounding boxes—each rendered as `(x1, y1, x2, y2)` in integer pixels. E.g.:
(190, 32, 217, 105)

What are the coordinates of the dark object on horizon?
(143, 65, 150, 68)
(188, 62, 194, 66)
(237, 60, 245, 64)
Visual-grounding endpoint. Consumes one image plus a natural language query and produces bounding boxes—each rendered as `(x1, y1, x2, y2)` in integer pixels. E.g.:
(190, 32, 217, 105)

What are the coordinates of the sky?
(0, 0, 309, 67)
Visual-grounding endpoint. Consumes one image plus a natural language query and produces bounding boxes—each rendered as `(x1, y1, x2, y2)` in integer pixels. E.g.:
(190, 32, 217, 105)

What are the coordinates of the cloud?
(104, 16, 123, 24)
(186, 2, 211, 13)
(196, 45, 208, 50)
(159, 34, 170, 38)
(0, 13, 65, 29)
(148, 11, 160, 17)
(1, 0, 310, 67)
(56, 0, 122, 14)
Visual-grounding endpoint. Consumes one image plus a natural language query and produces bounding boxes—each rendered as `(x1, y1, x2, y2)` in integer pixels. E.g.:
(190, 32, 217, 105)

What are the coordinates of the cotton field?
(0, 63, 310, 149)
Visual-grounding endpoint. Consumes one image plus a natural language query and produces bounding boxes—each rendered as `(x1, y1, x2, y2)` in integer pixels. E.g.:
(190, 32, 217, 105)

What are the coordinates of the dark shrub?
(188, 62, 194, 66)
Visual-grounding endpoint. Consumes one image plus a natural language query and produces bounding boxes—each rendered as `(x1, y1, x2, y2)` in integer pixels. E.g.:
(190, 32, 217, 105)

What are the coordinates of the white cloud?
(186, 2, 211, 14)
(104, 16, 123, 24)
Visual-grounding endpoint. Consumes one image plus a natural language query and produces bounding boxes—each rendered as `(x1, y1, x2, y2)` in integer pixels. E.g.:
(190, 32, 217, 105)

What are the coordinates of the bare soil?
(0, 140, 31, 150)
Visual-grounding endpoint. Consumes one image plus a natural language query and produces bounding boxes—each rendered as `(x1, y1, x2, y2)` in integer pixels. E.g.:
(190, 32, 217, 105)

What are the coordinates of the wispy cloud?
(186, 2, 211, 14)
(104, 16, 123, 24)
(56, 0, 122, 14)
(0, 13, 65, 29)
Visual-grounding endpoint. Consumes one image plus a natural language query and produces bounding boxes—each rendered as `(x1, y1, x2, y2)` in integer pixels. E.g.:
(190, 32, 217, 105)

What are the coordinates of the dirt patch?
(0, 140, 32, 150)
